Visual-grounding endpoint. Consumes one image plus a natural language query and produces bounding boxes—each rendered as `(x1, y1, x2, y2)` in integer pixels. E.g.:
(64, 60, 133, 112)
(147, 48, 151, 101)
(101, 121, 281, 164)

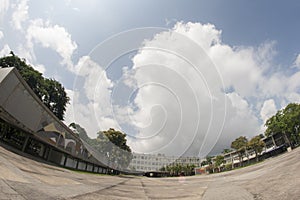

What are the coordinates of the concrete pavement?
(0, 144, 299, 200)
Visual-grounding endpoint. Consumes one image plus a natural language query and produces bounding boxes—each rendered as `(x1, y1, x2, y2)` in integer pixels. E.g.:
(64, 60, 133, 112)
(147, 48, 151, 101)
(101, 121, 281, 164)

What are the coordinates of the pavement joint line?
(66, 178, 131, 199)
(1, 179, 27, 200)
(140, 179, 150, 200)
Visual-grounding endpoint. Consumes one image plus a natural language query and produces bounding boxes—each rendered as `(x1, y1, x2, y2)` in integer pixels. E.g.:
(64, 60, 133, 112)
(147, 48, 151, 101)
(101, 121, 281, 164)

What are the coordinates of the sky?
(1, 0, 300, 157)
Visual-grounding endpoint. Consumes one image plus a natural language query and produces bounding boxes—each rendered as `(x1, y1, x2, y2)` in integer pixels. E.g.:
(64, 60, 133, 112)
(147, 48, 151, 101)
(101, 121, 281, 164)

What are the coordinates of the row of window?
(135, 166, 159, 171)
(133, 155, 201, 162)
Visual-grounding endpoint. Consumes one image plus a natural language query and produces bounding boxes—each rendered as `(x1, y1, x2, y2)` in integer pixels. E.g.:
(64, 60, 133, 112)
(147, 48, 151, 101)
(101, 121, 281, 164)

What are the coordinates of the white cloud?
(65, 56, 116, 138)
(64, 89, 75, 124)
(11, 0, 28, 30)
(16, 43, 33, 61)
(253, 41, 277, 70)
(121, 23, 261, 156)
(210, 44, 264, 97)
(0, 44, 11, 57)
(259, 99, 277, 133)
(260, 99, 277, 125)
(0, 31, 3, 39)
(34, 64, 46, 74)
(0, 0, 10, 22)
(64, 22, 300, 157)
(27, 19, 77, 70)
(174, 22, 221, 51)
(214, 93, 260, 153)
(117, 22, 298, 156)
(0, 0, 9, 13)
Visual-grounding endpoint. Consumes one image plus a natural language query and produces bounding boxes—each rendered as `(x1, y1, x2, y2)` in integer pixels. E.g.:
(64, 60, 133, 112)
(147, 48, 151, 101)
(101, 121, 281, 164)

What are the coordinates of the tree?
(265, 103, 300, 148)
(214, 155, 225, 172)
(0, 53, 69, 120)
(188, 164, 196, 175)
(222, 148, 232, 154)
(69, 124, 133, 170)
(160, 166, 166, 172)
(166, 165, 172, 175)
(201, 160, 208, 167)
(202, 156, 214, 173)
(43, 79, 69, 120)
(101, 128, 131, 152)
(206, 156, 213, 165)
(231, 136, 248, 167)
(248, 135, 265, 162)
(97, 128, 132, 169)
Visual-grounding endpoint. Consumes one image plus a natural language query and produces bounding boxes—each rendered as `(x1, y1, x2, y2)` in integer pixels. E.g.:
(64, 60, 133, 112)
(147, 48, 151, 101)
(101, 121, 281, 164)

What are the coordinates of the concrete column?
(47, 148, 52, 161)
(63, 155, 68, 166)
(75, 160, 79, 169)
(21, 135, 30, 152)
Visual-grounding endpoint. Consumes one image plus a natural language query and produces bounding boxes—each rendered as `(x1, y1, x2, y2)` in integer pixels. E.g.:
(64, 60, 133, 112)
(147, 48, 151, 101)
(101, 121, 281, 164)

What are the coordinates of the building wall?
(128, 153, 202, 172)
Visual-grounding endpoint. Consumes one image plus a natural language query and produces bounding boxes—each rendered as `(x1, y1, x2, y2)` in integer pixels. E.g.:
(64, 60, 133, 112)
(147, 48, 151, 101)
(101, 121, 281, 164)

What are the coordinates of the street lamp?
(107, 152, 110, 174)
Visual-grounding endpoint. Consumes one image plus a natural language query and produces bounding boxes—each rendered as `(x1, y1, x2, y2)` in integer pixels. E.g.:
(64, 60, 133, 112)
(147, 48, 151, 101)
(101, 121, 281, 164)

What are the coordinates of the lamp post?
(107, 152, 110, 174)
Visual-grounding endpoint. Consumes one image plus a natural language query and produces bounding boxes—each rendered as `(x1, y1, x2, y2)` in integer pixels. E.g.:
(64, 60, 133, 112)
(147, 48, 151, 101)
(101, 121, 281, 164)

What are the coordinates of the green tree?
(231, 136, 248, 167)
(203, 156, 214, 173)
(101, 128, 131, 152)
(97, 128, 132, 169)
(248, 135, 265, 162)
(165, 165, 172, 175)
(206, 156, 213, 165)
(160, 166, 166, 172)
(0, 53, 69, 120)
(265, 103, 300, 147)
(222, 148, 232, 154)
(69, 124, 133, 170)
(187, 164, 196, 176)
(201, 160, 208, 167)
(43, 79, 69, 120)
(214, 155, 225, 172)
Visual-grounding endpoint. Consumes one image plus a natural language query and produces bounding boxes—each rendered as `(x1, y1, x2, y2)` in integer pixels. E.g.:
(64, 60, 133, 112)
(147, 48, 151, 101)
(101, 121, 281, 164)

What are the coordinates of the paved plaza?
(0, 145, 299, 200)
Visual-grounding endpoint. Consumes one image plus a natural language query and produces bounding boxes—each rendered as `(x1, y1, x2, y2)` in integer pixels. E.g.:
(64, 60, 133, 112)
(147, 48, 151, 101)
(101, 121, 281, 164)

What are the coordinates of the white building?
(128, 152, 202, 172)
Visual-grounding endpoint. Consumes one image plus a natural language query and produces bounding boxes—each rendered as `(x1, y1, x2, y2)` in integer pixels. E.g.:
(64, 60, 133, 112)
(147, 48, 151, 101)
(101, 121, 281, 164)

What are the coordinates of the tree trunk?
(283, 131, 292, 148)
(255, 151, 258, 162)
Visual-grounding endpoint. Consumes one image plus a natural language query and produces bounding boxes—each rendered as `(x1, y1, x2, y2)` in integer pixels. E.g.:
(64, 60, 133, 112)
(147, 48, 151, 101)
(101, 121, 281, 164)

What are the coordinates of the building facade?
(128, 152, 202, 172)
(0, 67, 119, 175)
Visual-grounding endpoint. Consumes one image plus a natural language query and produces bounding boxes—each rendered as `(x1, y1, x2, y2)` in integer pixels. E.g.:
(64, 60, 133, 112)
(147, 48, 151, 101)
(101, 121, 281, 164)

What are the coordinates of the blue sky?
(1, 0, 300, 156)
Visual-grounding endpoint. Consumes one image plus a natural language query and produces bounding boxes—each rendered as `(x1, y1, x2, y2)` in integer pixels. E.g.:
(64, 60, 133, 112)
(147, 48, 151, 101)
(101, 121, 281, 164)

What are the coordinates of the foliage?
(97, 128, 132, 169)
(163, 163, 196, 176)
(231, 136, 248, 166)
(206, 156, 213, 165)
(199, 156, 214, 173)
(0, 53, 69, 120)
(200, 160, 208, 167)
(248, 135, 265, 161)
(231, 136, 248, 150)
(101, 128, 131, 152)
(225, 163, 232, 171)
(42, 78, 69, 120)
(69, 124, 133, 170)
(214, 155, 225, 168)
(222, 148, 232, 154)
(160, 166, 166, 171)
(265, 103, 300, 147)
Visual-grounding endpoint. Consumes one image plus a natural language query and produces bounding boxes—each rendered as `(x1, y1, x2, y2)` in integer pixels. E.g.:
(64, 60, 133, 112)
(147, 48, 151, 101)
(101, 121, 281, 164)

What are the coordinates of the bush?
(225, 163, 232, 171)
